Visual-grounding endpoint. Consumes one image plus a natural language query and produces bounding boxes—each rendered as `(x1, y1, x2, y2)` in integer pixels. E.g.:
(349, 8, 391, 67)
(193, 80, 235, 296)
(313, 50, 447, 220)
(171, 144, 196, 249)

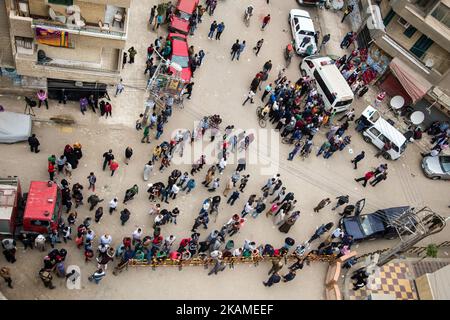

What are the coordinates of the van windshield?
(335, 99, 353, 107)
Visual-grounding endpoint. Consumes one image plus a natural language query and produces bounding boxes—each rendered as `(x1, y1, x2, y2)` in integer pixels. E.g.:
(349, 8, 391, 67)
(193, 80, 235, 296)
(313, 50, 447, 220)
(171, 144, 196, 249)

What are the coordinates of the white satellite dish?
(425, 58, 434, 68)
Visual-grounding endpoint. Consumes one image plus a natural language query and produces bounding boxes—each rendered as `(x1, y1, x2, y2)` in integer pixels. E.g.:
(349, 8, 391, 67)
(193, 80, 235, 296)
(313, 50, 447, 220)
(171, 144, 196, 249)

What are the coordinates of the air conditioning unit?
(397, 17, 410, 28)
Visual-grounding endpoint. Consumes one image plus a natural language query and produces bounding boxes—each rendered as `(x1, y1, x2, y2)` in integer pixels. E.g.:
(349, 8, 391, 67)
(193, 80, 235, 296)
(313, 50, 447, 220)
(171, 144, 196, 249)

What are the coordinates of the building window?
(383, 9, 396, 27)
(15, 36, 34, 54)
(48, 0, 74, 5)
(411, 0, 439, 15)
(431, 4, 450, 29)
(410, 35, 434, 59)
(403, 25, 417, 38)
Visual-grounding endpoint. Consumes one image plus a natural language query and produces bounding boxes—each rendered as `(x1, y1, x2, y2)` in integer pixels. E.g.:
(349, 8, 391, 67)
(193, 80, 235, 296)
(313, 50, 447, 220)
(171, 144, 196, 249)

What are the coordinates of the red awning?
(389, 57, 432, 103)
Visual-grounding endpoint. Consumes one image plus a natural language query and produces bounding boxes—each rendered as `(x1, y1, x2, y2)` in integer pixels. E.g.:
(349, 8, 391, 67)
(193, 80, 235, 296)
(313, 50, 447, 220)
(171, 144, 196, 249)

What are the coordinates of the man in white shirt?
(100, 234, 112, 246)
(170, 184, 180, 199)
(132, 228, 142, 243)
(241, 202, 254, 218)
(109, 197, 118, 214)
(242, 90, 256, 105)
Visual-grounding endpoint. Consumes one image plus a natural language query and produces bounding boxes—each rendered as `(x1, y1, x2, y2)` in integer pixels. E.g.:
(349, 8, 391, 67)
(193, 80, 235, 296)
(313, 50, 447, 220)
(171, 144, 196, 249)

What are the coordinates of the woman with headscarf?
(278, 211, 300, 233)
(73, 142, 83, 160)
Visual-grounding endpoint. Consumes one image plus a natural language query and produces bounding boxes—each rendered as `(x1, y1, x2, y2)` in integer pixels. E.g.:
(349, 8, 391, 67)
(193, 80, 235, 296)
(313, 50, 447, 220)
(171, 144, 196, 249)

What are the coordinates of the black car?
(340, 206, 412, 241)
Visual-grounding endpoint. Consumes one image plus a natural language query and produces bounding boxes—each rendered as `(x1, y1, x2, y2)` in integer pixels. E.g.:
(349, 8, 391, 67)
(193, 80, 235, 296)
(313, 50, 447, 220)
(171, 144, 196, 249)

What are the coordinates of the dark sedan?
(340, 206, 412, 241)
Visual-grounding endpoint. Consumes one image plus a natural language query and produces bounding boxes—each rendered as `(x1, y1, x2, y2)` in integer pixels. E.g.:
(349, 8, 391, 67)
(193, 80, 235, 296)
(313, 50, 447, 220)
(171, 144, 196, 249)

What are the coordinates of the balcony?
(32, 18, 127, 40)
(374, 34, 444, 84)
(15, 52, 121, 84)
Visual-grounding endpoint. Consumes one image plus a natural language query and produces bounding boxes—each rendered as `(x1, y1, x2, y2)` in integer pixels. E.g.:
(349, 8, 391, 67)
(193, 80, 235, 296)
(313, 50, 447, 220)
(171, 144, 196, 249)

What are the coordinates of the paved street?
(0, 0, 448, 299)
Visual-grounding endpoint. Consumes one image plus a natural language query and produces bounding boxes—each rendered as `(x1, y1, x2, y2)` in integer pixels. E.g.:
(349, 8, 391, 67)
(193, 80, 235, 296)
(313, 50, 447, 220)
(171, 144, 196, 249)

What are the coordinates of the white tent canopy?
(0, 112, 32, 143)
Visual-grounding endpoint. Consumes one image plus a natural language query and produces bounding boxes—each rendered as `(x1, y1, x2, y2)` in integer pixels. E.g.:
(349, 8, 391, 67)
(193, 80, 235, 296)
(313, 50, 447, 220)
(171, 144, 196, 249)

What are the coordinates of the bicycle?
(256, 106, 268, 128)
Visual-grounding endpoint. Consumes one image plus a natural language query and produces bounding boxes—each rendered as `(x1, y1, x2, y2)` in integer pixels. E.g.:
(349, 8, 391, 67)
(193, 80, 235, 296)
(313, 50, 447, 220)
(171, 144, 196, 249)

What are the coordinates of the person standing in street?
(39, 268, 55, 289)
(261, 14, 271, 30)
(253, 39, 264, 56)
(0, 267, 13, 288)
(231, 39, 240, 61)
(314, 198, 331, 213)
(351, 151, 365, 169)
(263, 271, 281, 287)
(28, 134, 40, 153)
(288, 143, 302, 161)
(102, 149, 114, 171)
(182, 82, 194, 99)
(268, 258, 284, 275)
(128, 47, 137, 63)
(115, 79, 124, 97)
(237, 40, 246, 60)
(319, 33, 331, 53)
(149, 5, 157, 26)
(261, 83, 272, 102)
(122, 52, 127, 69)
(37, 89, 49, 109)
(242, 90, 255, 105)
(124, 146, 133, 165)
(88, 269, 106, 284)
(341, 5, 354, 23)
(109, 160, 119, 177)
(87, 172, 96, 191)
(215, 22, 225, 40)
(48, 162, 56, 181)
(208, 21, 218, 39)
(227, 190, 240, 206)
(109, 197, 118, 214)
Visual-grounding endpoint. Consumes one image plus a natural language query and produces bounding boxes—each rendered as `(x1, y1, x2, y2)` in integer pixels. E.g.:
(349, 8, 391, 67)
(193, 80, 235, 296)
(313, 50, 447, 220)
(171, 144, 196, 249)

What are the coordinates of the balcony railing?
(32, 19, 127, 40)
(36, 60, 120, 75)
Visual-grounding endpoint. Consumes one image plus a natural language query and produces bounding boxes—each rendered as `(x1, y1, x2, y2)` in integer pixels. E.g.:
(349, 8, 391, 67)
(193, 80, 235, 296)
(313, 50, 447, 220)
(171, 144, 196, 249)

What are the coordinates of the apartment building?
(355, 0, 450, 118)
(1, 0, 130, 98)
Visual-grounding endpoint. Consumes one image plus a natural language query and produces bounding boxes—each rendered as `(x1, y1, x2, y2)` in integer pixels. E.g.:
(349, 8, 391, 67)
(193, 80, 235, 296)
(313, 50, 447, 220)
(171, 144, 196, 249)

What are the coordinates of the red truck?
(0, 177, 62, 237)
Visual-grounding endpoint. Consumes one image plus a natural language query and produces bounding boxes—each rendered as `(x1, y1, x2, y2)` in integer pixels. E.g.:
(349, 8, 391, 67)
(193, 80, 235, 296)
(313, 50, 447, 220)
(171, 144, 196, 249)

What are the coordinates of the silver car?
(421, 155, 450, 180)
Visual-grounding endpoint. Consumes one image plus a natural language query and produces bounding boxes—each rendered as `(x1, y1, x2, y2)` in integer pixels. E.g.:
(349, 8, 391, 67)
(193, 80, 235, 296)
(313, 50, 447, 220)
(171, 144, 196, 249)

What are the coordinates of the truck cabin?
(23, 181, 62, 235)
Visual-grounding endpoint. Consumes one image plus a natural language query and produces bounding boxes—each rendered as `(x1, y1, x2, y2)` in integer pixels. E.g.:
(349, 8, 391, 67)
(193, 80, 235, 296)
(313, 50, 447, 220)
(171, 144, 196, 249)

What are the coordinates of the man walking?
(268, 258, 284, 275)
(115, 79, 124, 97)
(355, 171, 375, 187)
(253, 39, 264, 56)
(237, 40, 246, 60)
(208, 21, 218, 39)
(263, 271, 281, 287)
(314, 198, 331, 213)
(87, 172, 97, 191)
(261, 83, 272, 101)
(102, 149, 114, 171)
(288, 143, 302, 161)
(351, 151, 365, 169)
(341, 5, 354, 23)
(215, 22, 225, 40)
(182, 82, 194, 100)
(231, 40, 240, 61)
(319, 33, 331, 53)
(227, 190, 240, 206)
(242, 90, 255, 105)
(261, 14, 271, 30)
(0, 267, 13, 288)
(28, 134, 40, 153)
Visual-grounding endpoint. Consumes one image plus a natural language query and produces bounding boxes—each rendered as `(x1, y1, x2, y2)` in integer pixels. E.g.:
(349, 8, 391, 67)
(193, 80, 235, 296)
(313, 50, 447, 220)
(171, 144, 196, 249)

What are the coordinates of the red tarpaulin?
(389, 57, 432, 103)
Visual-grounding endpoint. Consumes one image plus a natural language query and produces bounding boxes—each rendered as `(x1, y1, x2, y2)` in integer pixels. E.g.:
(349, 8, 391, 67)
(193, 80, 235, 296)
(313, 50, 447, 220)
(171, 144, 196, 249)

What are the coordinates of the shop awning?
(389, 57, 432, 103)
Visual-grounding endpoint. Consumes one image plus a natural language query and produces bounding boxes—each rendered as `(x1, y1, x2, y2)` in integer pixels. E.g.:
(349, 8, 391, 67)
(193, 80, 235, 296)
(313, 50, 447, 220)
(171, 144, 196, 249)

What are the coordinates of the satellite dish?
(425, 58, 434, 68)
(75, 81, 83, 87)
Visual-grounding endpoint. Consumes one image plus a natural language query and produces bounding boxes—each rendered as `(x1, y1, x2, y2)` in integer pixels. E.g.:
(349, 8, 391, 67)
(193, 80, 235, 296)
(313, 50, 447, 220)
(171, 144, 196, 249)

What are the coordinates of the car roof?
(177, 0, 198, 14)
(171, 38, 189, 57)
(372, 118, 407, 147)
(170, 16, 189, 32)
(290, 9, 315, 32)
(168, 32, 187, 41)
(24, 181, 58, 220)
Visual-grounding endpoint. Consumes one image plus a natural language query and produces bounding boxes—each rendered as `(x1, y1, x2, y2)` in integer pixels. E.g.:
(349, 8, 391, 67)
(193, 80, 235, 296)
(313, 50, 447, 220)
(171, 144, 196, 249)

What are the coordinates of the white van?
(300, 55, 354, 113)
(357, 106, 407, 160)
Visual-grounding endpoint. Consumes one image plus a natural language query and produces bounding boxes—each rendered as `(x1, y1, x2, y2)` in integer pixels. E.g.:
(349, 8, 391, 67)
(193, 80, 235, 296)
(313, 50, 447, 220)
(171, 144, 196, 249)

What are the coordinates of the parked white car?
(289, 9, 317, 56)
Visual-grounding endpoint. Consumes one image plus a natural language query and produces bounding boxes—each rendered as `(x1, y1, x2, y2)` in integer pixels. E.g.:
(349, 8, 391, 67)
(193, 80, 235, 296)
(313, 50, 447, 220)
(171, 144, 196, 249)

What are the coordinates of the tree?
(418, 243, 438, 262)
